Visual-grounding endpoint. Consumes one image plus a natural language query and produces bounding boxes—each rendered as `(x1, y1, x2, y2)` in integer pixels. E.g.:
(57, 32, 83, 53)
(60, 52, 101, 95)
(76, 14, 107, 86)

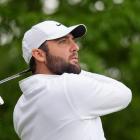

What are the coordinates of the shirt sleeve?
(64, 71, 132, 118)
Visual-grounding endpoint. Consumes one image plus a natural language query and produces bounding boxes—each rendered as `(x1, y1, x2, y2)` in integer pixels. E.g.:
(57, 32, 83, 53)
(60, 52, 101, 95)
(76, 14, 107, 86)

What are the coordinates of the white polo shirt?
(13, 70, 132, 140)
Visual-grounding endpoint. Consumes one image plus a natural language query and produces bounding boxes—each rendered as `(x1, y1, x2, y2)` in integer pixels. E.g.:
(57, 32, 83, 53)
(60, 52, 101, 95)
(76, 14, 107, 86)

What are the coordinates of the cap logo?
(56, 23, 61, 26)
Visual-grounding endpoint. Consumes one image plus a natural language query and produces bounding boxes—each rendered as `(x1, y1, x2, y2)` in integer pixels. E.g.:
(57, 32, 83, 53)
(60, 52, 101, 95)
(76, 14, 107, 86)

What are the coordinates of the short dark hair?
(29, 41, 48, 74)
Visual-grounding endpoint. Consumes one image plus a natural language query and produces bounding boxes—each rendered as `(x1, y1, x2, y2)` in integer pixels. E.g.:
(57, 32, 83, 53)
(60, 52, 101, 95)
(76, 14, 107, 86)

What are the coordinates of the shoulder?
(62, 72, 91, 81)
(61, 72, 95, 88)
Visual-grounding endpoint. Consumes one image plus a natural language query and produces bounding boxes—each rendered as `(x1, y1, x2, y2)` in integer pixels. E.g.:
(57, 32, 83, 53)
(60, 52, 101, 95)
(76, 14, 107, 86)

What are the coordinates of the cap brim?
(45, 24, 87, 40)
(69, 24, 87, 38)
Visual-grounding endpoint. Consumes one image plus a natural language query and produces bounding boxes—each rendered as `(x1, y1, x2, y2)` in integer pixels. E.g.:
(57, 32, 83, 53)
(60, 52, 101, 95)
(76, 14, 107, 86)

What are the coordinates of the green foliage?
(0, 0, 140, 139)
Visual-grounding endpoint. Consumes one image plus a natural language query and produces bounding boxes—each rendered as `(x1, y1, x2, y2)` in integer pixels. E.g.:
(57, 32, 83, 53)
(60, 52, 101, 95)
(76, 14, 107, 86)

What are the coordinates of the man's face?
(44, 34, 81, 75)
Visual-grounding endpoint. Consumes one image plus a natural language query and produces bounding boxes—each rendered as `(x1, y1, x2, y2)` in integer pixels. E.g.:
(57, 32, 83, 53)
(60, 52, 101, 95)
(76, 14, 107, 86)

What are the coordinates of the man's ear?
(32, 49, 46, 63)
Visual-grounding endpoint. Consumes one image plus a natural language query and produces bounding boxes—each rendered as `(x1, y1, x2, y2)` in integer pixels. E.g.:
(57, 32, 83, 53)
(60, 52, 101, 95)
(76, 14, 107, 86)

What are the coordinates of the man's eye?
(58, 39, 66, 44)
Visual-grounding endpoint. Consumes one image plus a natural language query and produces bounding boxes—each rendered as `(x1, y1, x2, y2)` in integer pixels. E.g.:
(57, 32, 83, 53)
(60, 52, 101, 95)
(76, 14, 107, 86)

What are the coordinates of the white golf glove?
(0, 96, 4, 105)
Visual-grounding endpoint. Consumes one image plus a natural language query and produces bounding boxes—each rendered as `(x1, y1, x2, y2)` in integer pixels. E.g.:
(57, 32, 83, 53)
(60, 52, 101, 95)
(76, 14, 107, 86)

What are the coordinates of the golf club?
(0, 68, 31, 105)
(0, 68, 31, 85)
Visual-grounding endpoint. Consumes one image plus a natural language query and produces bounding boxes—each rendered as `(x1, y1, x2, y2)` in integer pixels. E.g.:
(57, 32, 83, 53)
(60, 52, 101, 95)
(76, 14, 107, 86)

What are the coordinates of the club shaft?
(0, 69, 31, 85)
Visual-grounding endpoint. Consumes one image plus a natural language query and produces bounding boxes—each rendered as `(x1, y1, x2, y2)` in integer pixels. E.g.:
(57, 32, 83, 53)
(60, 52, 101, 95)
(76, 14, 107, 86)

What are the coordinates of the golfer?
(13, 20, 132, 140)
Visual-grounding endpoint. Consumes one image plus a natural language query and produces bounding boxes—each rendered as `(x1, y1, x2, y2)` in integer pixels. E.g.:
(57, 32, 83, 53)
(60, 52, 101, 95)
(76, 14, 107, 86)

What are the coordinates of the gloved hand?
(0, 96, 4, 105)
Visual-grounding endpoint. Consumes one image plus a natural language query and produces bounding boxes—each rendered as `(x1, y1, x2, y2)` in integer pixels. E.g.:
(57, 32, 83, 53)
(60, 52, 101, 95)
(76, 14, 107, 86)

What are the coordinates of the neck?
(35, 62, 53, 75)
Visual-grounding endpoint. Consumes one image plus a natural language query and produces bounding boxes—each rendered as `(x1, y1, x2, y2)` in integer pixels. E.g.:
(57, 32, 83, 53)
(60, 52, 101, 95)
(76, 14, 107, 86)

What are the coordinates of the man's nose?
(70, 40, 79, 52)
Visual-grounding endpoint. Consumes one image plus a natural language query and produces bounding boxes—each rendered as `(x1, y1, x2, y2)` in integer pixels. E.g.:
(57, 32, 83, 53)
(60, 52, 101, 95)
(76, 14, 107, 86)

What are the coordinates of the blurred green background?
(0, 0, 139, 139)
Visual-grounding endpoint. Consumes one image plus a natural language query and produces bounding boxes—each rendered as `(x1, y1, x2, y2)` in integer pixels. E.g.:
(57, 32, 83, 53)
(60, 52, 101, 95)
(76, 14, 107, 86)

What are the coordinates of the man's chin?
(68, 63, 81, 74)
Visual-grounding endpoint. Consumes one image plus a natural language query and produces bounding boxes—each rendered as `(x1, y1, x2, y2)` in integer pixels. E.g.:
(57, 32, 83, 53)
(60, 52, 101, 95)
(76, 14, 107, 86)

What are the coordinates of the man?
(13, 20, 132, 140)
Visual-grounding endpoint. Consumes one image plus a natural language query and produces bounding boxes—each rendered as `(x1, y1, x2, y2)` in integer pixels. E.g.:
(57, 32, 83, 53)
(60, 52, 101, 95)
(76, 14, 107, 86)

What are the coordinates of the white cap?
(22, 20, 87, 64)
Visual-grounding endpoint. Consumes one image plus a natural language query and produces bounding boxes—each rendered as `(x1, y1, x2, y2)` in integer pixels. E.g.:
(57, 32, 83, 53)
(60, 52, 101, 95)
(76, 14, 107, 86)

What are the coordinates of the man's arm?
(64, 71, 132, 117)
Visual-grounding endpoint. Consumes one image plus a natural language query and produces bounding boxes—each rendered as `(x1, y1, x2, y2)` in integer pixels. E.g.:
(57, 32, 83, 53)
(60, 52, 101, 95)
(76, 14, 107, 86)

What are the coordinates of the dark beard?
(45, 51, 81, 75)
